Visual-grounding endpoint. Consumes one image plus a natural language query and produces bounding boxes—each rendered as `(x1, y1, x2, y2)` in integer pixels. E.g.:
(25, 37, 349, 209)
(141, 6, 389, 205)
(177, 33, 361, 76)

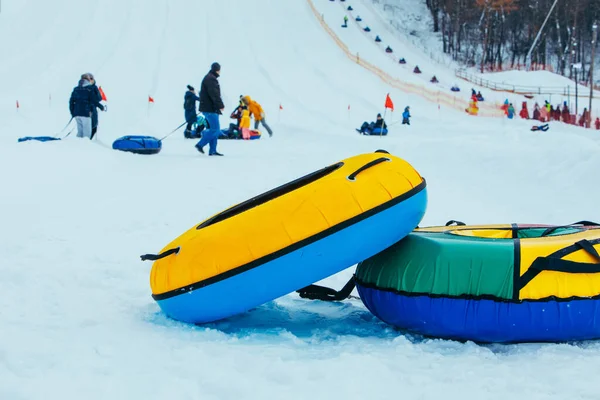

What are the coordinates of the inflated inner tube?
(356, 222, 600, 343)
(112, 135, 162, 155)
(144, 151, 427, 324)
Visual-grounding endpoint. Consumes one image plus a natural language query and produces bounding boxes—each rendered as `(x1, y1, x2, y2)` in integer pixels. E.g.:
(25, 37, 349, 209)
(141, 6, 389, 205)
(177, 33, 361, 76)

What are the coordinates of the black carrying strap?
(541, 221, 600, 237)
(445, 220, 466, 226)
(296, 277, 356, 301)
(140, 247, 180, 261)
(519, 239, 600, 289)
(347, 157, 390, 181)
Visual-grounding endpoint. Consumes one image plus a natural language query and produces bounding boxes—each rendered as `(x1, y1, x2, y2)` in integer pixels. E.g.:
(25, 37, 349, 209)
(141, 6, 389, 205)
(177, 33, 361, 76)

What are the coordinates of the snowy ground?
(2, 0, 600, 399)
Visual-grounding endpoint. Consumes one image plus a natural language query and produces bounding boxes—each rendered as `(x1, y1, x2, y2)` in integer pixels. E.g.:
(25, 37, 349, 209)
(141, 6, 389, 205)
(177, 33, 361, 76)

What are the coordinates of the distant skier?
(501, 99, 509, 116)
(507, 103, 515, 119)
(184, 85, 200, 138)
(476, 91, 484, 101)
(430, 75, 438, 83)
(69, 75, 97, 139)
(561, 102, 570, 123)
(539, 104, 549, 122)
(196, 62, 225, 156)
(342, 16, 348, 27)
(519, 101, 529, 119)
(595, 117, 600, 130)
(402, 106, 411, 125)
(413, 66, 421, 74)
(242, 96, 273, 137)
(532, 103, 541, 121)
(580, 108, 590, 127)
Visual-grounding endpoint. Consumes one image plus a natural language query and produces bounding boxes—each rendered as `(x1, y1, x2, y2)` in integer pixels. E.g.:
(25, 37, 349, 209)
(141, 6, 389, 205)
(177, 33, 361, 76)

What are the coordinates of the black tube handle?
(519, 239, 600, 290)
(140, 247, 180, 261)
(296, 278, 356, 301)
(445, 220, 466, 226)
(347, 157, 390, 181)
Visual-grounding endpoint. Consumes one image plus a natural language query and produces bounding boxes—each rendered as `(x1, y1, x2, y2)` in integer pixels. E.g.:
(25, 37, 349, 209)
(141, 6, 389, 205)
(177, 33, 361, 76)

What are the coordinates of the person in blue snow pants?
(196, 62, 225, 156)
(197, 112, 220, 155)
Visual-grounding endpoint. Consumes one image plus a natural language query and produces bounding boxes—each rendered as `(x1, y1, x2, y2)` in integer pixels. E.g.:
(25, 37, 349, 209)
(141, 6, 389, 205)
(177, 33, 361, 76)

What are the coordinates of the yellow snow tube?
(144, 150, 427, 324)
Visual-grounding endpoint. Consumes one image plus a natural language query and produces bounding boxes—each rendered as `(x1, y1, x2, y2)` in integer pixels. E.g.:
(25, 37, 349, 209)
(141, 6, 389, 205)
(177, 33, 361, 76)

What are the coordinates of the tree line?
(424, 0, 600, 81)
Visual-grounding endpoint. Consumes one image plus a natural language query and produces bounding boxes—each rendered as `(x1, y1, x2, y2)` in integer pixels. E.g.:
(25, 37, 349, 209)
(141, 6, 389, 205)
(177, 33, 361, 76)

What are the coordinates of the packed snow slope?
(2, 1, 600, 399)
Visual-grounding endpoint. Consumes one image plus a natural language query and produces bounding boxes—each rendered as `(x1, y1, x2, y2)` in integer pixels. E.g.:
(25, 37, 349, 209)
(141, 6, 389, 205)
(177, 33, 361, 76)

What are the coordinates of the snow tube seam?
(355, 276, 600, 304)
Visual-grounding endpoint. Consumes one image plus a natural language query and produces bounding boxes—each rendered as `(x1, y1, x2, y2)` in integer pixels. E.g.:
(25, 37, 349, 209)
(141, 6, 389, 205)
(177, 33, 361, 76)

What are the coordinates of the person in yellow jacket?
(242, 95, 273, 137)
(239, 107, 252, 139)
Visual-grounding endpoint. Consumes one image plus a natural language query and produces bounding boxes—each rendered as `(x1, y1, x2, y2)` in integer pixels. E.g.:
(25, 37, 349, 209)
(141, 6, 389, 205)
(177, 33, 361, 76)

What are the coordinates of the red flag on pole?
(99, 86, 107, 101)
(148, 96, 155, 103)
(384, 93, 394, 111)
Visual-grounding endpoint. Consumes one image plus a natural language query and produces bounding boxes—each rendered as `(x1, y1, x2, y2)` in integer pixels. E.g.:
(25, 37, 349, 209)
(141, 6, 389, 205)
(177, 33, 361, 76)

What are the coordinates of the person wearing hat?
(84, 73, 106, 139)
(184, 85, 200, 138)
(402, 106, 411, 125)
(241, 95, 273, 137)
(196, 62, 225, 156)
(356, 113, 386, 134)
(69, 75, 96, 139)
(373, 113, 386, 130)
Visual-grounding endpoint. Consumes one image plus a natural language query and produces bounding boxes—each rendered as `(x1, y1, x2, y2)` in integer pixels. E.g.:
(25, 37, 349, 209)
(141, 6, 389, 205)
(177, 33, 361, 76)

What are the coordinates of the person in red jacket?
(519, 101, 529, 119)
(532, 103, 541, 121)
(561, 102, 571, 123)
(595, 117, 600, 130)
(580, 108, 590, 127)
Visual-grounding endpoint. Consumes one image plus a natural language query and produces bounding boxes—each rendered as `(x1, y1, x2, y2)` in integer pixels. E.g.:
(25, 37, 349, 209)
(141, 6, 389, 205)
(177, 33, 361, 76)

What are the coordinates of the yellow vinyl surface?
(519, 229, 600, 300)
(150, 152, 424, 296)
(416, 224, 600, 300)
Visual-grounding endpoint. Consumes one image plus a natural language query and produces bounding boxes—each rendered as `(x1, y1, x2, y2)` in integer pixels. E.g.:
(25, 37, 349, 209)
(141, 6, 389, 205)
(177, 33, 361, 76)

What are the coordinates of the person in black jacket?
(184, 85, 200, 138)
(85, 74, 106, 139)
(69, 76, 95, 139)
(196, 62, 225, 156)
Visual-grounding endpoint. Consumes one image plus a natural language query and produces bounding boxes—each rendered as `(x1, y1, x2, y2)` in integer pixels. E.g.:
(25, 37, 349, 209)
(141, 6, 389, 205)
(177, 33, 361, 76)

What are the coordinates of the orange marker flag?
(384, 93, 394, 111)
(99, 86, 107, 101)
(148, 96, 155, 103)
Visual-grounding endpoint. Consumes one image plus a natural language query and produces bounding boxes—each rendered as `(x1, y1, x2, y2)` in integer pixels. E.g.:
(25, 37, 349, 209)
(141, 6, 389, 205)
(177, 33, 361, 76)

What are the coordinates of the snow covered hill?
(2, 1, 600, 399)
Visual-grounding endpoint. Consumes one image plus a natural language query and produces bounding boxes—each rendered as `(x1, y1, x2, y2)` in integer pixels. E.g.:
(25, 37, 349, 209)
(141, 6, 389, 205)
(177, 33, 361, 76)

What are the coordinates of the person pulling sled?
(184, 85, 202, 138)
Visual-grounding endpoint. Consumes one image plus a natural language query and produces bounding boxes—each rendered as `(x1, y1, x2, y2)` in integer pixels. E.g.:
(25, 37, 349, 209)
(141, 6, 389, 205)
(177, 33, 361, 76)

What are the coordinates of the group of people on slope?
(69, 73, 107, 139)
(356, 107, 411, 134)
(182, 62, 274, 156)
